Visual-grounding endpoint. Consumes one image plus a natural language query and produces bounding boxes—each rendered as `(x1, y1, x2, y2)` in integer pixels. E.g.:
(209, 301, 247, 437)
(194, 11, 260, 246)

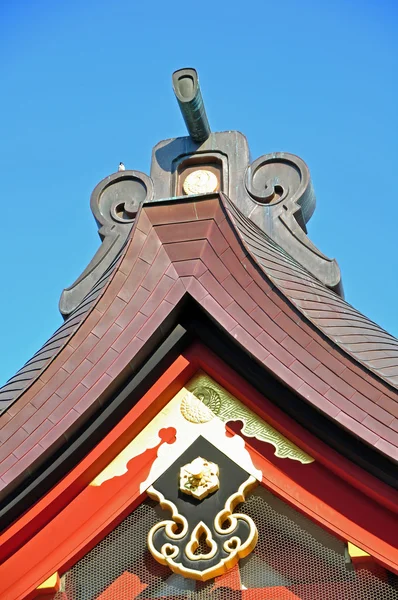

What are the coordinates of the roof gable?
(1, 193, 397, 505)
(1, 361, 397, 597)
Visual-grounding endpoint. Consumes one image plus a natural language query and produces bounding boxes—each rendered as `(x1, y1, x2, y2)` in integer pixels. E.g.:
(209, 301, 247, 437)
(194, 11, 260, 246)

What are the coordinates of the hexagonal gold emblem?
(179, 456, 219, 500)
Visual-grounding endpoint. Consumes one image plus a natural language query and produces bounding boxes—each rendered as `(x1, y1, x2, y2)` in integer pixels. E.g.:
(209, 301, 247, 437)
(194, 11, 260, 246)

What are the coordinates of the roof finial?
(172, 68, 211, 143)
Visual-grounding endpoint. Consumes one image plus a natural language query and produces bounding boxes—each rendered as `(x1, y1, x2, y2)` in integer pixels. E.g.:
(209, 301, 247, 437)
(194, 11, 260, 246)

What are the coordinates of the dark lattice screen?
(54, 487, 398, 599)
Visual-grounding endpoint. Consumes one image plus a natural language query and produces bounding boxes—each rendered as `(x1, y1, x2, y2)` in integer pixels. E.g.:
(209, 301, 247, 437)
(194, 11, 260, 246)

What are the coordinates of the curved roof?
(226, 198, 398, 387)
(0, 244, 126, 415)
(0, 193, 397, 501)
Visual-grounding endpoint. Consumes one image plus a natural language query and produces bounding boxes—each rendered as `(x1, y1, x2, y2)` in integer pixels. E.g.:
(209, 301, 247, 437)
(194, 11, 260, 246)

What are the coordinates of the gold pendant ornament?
(91, 372, 312, 580)
(147, 436, 258, 581)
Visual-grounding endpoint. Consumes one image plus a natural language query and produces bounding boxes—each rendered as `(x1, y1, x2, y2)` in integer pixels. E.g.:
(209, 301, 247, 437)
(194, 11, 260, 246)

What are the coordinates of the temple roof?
(1, 68, 397, 522)
(0, 192, 397, 506)
(2, 193, 397, 415)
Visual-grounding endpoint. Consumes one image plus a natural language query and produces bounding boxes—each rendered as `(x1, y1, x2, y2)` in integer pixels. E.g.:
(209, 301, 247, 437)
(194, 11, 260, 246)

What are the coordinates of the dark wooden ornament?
(147, 436, 258, 581)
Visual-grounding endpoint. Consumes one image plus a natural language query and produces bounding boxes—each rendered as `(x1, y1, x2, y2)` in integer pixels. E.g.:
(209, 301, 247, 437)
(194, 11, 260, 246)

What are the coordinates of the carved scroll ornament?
(244, 152, 342, 294)
(59, 170, 153, 318)
(147, 437, 258, 581)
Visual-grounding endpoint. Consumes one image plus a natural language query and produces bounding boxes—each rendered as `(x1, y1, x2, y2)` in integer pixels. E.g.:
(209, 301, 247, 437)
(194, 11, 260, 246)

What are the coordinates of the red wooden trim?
(244, 437, 398, 572)
(0, 354, 196, 563)
(1, 344, 397, 600)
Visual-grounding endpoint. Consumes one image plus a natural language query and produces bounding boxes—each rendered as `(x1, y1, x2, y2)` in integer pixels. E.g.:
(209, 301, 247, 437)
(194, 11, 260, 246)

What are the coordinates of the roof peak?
(60, 68, 342, 318)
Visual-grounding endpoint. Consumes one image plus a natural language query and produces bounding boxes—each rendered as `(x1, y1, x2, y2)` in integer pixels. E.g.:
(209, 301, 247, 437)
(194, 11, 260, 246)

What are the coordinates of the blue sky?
(0, 0, 397, 385)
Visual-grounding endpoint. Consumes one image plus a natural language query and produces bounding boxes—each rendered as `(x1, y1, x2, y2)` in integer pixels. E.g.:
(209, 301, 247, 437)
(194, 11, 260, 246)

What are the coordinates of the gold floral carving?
(147, 475, 258, 581)
(183, 373, 314, 464)
(180, 391, 218, 424)
(179, 457, 219, 500)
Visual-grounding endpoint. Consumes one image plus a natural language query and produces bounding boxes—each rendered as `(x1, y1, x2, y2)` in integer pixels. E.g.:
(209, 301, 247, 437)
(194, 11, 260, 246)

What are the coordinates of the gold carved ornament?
(147, 469, 258, 581)
(182, 373, 314, 464)
(179, 457, 219, 500)
(90, 371, 312, 581)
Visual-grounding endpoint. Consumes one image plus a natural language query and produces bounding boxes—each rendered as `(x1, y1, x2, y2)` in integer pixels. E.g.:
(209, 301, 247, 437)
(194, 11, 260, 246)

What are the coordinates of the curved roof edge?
(223, 194, 398, 389)
(0, 241, 127, 415)
(0, 193, 397, 504)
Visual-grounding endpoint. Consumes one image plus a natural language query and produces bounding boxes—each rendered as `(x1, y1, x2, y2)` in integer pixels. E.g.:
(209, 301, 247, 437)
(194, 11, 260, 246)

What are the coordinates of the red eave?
(0, 193, 397, 500)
